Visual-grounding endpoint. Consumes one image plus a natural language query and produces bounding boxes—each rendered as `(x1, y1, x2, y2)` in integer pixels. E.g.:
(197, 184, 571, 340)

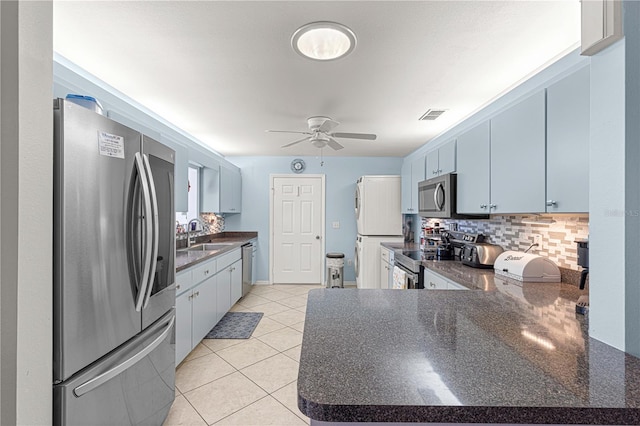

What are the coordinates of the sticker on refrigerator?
(98, 131, 125, 159)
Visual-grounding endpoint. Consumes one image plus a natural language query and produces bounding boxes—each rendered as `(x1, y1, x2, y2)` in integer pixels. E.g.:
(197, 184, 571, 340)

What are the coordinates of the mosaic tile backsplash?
(176, 213, 225, 240)
(422, 215, 589, 271)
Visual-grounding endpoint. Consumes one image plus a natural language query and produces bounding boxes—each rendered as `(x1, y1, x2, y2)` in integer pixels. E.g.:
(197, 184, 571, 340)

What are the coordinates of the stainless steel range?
(394, 231, 484, 289)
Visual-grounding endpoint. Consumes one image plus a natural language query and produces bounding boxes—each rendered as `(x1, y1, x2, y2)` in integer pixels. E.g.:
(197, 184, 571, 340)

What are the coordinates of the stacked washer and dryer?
(354, 176, 404, 289)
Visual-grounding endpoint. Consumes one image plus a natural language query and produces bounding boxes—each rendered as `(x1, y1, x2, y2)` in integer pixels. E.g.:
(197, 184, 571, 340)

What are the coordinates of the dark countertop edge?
(175, 232, 257, 272)
(297, 398, 640, 425)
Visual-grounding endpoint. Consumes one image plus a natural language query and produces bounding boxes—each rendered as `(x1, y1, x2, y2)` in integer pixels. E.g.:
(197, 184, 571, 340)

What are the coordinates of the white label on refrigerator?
(98, 131, 125, 159)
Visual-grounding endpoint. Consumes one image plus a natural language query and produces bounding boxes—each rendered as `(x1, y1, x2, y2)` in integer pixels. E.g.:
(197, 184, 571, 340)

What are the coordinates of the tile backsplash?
(422, 215, 589, 271)
(176, 213, 225, 239)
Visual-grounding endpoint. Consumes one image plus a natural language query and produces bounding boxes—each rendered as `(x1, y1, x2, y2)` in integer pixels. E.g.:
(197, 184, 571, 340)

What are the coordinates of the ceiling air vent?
(419, 109, 447, 121)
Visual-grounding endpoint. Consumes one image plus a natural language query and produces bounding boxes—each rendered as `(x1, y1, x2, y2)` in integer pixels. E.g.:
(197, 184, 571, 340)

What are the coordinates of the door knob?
(316, 235, 320, 240)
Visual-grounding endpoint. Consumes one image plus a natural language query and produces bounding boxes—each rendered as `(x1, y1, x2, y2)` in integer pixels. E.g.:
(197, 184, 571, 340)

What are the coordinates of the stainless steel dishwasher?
(242, 242, 253, 296)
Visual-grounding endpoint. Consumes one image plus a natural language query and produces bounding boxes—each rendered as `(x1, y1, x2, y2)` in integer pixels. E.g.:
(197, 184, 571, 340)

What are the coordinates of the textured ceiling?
(53, 1, 580, 158)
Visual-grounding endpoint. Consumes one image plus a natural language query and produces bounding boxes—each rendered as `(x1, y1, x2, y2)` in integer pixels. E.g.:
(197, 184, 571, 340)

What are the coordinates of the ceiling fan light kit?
(291, 21, 357, 61)
(266, 116, 376, 152)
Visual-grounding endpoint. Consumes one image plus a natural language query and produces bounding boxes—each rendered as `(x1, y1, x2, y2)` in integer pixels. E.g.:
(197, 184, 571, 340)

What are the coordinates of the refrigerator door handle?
(141, 154, 159, 309)
(133, 152, 153, 312)
(73, 314, 175, 397)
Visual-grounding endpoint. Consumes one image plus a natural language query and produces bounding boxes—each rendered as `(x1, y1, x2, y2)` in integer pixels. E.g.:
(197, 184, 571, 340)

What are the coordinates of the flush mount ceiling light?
(291, 21, 356, 61)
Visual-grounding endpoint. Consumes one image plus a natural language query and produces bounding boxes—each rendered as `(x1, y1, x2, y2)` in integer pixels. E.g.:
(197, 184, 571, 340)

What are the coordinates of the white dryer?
(355, 175, 402, 236)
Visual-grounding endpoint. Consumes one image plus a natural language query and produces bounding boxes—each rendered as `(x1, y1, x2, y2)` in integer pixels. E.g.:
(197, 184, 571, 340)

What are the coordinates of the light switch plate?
(332, 221, 340, 229)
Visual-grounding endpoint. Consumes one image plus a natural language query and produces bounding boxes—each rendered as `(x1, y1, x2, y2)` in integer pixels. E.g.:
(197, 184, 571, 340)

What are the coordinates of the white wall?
(0, 1, 53, 424)
(225, 156, 403, 282)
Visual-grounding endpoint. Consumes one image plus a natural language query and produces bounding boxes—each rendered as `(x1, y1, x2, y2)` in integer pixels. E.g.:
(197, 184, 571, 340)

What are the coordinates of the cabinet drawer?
(192, 258, 217, 285)
(424, 270, 449, 290)
(176, 270, 193, 295)
(216, 248, 241, 271)
(380, 247, 391, 263)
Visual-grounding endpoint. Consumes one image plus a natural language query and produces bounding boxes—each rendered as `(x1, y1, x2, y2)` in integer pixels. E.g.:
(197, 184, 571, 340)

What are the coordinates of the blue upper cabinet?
(490, 91, 546, 213)
(456, 121, 490, 215)
(546, 66, 590, 213)
(219, 166, 242, 214)
(425, 139, 456, 178)
(401, 156, 425, 214)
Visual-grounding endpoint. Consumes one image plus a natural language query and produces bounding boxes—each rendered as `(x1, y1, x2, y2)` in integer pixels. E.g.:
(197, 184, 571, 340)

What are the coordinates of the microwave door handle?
(141, 154, 159, 309)
(434, 182, 444, 211)
(133, 153, 152, 312)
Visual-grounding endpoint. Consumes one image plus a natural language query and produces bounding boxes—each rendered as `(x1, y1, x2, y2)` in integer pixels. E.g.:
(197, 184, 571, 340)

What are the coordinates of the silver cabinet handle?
(74, 315, 175, 397)
(195, 291, 199, 297)
(176, 284, 181, 290)
(480, 204, 487, 209)
(133, 153, 153, 313)
(141, 154, 159, 309)
(546, 200, 557, 206)
(429, 282, 436, 288)
(438, 169, 442, 173)
(489, 204, 497, 209)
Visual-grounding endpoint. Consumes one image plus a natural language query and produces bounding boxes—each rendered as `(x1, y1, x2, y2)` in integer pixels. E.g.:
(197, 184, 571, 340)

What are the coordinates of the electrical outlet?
(532, 233, 543, 250)
(332, 221, 340, 229)
(346, 258, 353, 266)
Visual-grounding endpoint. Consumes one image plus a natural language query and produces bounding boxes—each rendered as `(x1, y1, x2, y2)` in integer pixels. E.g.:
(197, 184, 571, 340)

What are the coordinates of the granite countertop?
(297, 263, 640, 424)
(175, 231, 257, 272)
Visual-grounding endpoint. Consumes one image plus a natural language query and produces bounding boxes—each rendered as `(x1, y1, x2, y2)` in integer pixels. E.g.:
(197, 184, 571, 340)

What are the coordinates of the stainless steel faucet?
(187, 218, 202, 248)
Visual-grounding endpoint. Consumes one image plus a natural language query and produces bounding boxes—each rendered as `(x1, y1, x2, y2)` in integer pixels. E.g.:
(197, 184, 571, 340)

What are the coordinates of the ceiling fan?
(266, 116, 377, 151)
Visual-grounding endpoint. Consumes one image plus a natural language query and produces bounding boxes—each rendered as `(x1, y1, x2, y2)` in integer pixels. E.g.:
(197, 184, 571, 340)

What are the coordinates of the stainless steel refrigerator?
(53, 99, 176, 425)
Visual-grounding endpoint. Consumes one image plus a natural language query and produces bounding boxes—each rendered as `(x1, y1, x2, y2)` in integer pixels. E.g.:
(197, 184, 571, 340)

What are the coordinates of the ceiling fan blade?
(327, 137, 344, 151)
(318, 118, 340, 133)
(266, 130, 312, 135)
(281, 136, 311, 148)
(331, 132, 377, 140)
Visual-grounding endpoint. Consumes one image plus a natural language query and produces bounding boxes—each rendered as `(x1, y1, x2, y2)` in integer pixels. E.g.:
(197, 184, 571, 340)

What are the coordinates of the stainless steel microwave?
(418, 173, 488, 219)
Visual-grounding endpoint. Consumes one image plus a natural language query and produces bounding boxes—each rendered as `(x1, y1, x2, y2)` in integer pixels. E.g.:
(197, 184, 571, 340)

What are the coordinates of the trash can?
(325, 253, 345, 288)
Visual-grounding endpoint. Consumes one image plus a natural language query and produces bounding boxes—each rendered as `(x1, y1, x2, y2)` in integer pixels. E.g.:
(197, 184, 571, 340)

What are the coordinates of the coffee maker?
(576, 238, 589, 314)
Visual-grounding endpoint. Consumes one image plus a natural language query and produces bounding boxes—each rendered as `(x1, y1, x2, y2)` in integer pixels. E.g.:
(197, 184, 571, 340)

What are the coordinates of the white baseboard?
(344, 280, 356, 288)
(253, 280, 271, 286)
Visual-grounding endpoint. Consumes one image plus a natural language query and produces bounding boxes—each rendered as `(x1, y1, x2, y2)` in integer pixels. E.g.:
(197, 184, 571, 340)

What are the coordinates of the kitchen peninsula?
(297, 270, 640, 425)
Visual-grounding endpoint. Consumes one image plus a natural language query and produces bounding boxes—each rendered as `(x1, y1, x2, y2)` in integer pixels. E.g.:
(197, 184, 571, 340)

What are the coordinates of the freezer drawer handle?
(73, 315, 175, 398)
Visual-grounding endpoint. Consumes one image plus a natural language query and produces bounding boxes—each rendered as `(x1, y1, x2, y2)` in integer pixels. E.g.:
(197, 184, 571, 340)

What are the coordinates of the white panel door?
(272, 176, 324, 284)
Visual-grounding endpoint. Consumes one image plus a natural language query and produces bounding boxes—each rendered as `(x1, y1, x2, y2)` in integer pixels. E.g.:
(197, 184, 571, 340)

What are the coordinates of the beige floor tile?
(269, 309, 306, 326)
(251, 301, 290, 316)
(282, 344, 302, 362)
(248, 285, 274, 295)
(280, 285, 322, 296)
(214, 395, 307, 425)
(163, 395, 207, 426)
(216, 338, 279, 370)
(271, 381, 310, 423)
(289, 321, 306, 333)
(228, 303, 253, 312)
(277, 295, 308, 309)
(295, 304, 307, 314)
(256, 289, 294, 301)
(182, 342, 213, 363)
(258, 327, 303, 352)
(237, 294, 270, 308)
(240, 353, 299, 393)
(251, 317, 287, 337)
(201, 338, 244, 353)
(184, 372, 267, 425)
(175, 353, 235, 393)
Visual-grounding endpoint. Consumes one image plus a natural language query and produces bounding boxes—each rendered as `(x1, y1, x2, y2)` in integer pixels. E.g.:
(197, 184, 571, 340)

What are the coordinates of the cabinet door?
(220, 166, 242, 213)
(192, 276, 218, 344)
(456, 121, 490, 214)
(547, 66, 590, 213)
(490, 91, 546, 213)
(200, 166, 220, 213)
(229, 260, 243, 306)
(379, 258, 388, 289)
(175, 291, 193, 366)
(170, 141, 189, 213)
(425, 151, 440, 178)
(410, 156, 426, 210)
(216, 270, 231, 324)
(401, 161, 413, 213)
(424, 270, 448, 290)
(438, 140, 456, 175)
